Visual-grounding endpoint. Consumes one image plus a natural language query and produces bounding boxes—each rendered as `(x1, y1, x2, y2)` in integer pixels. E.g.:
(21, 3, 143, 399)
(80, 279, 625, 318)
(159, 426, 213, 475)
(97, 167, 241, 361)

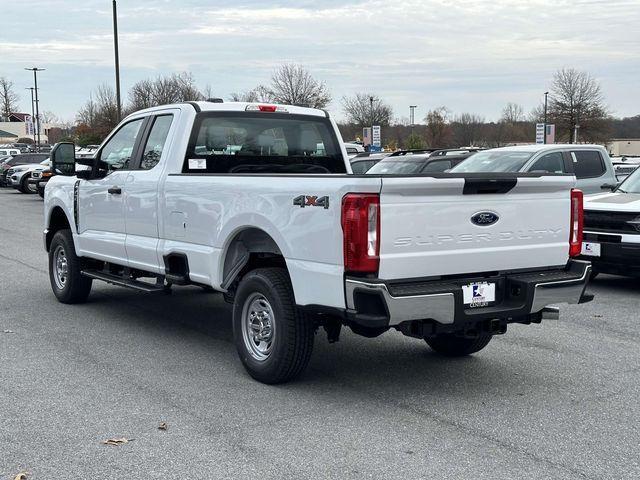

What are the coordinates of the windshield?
(185, 113, 346, 174)
(450, 150, 534, 173)
(618, 167, 640, 194)
(367, 160, 425, 174)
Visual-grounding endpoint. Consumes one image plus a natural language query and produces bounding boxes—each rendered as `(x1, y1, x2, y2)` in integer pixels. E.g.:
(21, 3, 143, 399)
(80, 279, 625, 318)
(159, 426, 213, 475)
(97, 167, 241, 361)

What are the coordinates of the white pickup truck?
(44, 101, 592, 383)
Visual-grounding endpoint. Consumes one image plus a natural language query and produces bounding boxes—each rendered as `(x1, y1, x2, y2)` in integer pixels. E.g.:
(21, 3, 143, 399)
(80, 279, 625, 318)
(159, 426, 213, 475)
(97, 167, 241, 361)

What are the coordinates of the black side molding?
(463, 178, 517, 194)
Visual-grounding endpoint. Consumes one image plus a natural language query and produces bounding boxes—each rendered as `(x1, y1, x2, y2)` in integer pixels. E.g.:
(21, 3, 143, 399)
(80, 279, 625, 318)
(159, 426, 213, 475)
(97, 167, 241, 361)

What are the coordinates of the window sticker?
(188, 158, 206, 170)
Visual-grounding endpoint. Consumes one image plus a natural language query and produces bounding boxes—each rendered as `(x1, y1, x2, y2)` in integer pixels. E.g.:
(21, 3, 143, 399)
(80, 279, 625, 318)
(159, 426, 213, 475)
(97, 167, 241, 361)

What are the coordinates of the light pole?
(25, 87, 35, 142)
(112, 0, 122, 121)
(409, 105, 417, 138)
(25, 67, 44, 150)
(543, 91, 549, 144)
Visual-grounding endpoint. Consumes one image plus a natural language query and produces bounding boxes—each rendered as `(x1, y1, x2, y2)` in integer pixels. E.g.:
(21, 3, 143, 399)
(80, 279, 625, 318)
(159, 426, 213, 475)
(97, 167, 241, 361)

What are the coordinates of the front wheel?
(48, 229, 92, 304)
(232, 268, 314, 384)
(20, 175, 36, 194)
(425, 333, 492, 357)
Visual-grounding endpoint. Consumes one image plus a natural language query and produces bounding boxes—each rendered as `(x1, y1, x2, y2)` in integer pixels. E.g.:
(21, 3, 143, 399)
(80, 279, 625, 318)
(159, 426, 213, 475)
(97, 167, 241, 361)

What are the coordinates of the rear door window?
(422, 159, 452, 173)
(571, 150, 605, 178)
(529, 152, 565, 173)
(139, 115, 173, 170)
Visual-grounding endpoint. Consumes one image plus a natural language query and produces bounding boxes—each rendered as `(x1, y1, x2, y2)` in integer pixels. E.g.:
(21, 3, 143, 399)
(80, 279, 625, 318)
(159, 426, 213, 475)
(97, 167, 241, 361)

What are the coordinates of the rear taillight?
(341, 193, 380, 274)
(569, 188, 584, 257)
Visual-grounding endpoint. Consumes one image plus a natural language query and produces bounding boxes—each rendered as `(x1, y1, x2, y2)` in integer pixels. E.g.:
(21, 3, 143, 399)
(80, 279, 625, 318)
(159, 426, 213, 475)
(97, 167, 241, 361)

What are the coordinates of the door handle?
(108, 186, 122, 195)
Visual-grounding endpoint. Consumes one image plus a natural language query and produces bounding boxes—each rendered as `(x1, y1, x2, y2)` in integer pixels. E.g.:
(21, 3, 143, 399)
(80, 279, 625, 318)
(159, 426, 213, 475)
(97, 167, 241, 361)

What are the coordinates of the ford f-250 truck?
(44, 101, 593, 384)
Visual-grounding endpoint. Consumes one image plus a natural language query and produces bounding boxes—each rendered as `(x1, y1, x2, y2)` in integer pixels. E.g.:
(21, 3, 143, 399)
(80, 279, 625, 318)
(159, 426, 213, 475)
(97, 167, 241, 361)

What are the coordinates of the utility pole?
(573, 108, 580, 144)
(112, 0, 122, 121)
(25, 87, 35, 142)
(369, 96, 374, 129)
(25, 67, 44, 150)
(543, 91, 549, 144)
(409, 105, 417, 137)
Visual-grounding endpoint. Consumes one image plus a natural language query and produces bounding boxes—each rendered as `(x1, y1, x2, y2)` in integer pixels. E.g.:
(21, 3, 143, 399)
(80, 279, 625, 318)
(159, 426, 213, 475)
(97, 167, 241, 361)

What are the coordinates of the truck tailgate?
(378, 175, 575, 280)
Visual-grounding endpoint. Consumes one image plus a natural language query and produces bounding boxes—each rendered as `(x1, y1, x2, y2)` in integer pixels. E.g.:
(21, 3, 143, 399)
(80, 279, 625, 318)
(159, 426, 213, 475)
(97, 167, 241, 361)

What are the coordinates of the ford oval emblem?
(471, 211, 499, 226)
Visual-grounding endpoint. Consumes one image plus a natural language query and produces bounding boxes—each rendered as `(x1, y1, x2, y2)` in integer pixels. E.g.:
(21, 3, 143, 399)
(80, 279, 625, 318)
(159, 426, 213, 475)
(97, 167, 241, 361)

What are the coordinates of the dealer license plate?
(462, 282, 496, 307)
(581, 242, 601, 257)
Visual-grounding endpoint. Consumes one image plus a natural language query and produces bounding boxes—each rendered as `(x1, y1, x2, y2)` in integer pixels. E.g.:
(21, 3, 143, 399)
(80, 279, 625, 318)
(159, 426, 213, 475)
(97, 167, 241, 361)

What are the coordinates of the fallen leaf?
(158, 422, 168, 431)
(14, 472, 28, 480)
(102, 437, 133, 446)
(594, 314, 603, 318)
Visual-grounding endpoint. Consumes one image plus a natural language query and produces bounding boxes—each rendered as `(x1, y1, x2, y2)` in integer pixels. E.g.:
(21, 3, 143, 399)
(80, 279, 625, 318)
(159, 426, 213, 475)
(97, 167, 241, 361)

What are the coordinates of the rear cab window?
(183, 112, 346, 174)
(570, 150, 606, 178)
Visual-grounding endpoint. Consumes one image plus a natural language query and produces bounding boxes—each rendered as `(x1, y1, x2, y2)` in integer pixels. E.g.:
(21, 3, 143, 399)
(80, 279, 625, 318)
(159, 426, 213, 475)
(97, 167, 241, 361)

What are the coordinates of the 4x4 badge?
(293, 195, 329, 209)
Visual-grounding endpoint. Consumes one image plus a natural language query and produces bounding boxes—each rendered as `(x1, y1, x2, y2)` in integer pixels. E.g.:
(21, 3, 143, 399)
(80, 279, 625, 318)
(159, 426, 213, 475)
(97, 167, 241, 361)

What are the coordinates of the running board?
(81, 270, 166, 292)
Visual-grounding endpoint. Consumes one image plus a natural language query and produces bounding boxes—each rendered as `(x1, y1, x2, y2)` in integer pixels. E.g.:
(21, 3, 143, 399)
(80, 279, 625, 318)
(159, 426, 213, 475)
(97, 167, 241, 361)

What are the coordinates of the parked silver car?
(451, 144, 617, 194)
(7, 159, 51, 194)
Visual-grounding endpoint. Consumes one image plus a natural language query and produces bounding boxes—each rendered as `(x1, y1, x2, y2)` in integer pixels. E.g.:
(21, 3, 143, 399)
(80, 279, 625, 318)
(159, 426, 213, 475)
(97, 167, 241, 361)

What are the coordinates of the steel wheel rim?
(26, 180, 37, 193)
(53, 245, 69, 290)
(241, 293, 275, 361)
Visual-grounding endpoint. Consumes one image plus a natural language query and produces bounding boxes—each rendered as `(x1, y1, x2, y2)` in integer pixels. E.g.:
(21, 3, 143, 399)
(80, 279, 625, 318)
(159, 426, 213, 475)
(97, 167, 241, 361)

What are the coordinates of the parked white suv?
(451, 144, 617, 194)
(43, 101, 592, 383)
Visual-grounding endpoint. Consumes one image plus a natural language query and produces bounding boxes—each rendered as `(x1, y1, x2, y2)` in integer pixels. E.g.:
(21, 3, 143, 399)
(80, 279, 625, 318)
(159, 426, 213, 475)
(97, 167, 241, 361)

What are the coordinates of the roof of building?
(8, 113, 30, 122)
(0, 129, 19, 138)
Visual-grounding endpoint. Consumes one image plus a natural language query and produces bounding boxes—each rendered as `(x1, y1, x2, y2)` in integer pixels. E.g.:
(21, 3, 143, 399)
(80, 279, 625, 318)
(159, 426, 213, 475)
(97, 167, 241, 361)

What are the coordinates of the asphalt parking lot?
(1, 187, 639, 480)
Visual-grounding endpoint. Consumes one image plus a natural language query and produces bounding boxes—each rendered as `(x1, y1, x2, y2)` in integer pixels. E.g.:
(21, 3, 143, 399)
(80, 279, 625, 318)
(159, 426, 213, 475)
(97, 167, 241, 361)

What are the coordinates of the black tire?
(425, 333, 492, 357)
(590, 271, 599, 281)
(37, 185, 45, 198)
(232, 268, 314, 384)
(20, 175, 35, 194)
(48, 229, 92, 304)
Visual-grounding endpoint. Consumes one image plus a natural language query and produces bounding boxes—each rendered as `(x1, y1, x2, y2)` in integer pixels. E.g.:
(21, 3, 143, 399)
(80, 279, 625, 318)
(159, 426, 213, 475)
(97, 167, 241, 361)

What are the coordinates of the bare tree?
(40, 111, 60, 124)
(76, 85, 120, 140)
(547, 68, 610, 143)
(424, 107, 452, 148)
(341, 93, 393, 127)
(501, 102, 524, 124)
(229, 85, 273, 103)
(451, 112, 485, 146)
(0, 77, 20, 120)
(127, 72, 205, 112)
(263, 64, 331, 108)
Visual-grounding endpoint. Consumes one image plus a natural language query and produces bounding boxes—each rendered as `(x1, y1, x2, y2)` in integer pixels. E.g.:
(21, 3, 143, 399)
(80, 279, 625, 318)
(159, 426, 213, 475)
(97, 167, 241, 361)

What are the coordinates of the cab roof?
(129, 101, 329, 118)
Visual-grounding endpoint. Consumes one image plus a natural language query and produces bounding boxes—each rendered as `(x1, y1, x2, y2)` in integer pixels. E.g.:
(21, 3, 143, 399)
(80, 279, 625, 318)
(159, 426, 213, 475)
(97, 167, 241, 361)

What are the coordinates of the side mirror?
(600, 183, 618, 191)
(51, 142, 76, 176)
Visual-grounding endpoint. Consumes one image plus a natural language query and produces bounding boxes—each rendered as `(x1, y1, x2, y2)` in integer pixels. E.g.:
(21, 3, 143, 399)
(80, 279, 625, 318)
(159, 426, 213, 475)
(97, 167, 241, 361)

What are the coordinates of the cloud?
(0, 0, 638, 120)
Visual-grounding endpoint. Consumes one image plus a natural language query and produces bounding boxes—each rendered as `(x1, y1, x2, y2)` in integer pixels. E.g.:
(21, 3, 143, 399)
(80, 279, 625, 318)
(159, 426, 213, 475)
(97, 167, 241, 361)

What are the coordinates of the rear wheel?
(232, 268, 314, 384)
(425, 333, 492, 357)
(48, 229, 92, 304)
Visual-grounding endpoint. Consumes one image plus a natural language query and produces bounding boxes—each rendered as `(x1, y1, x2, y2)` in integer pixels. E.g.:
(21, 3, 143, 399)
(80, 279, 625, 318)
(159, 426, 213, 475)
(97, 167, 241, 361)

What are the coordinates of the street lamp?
(25, 67, 45, 150)
(112, 0, 122, 121)
(25, 87, 35, 142)
(543, 91, 549, 144)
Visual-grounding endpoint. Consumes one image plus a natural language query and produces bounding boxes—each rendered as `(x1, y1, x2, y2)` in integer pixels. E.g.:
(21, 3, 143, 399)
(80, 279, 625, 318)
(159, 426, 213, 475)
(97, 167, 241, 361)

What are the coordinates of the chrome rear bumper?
(345, 260, 592, 327)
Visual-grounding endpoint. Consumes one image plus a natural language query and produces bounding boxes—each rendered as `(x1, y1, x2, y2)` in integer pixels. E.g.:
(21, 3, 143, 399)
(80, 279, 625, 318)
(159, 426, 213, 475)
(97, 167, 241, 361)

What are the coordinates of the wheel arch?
(45, 205, 72, 252)
(220, 226, 287, 290)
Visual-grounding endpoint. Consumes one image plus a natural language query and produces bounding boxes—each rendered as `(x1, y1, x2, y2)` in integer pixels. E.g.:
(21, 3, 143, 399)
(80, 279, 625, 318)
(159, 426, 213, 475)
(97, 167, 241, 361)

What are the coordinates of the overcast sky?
(2, 0, 639, 123)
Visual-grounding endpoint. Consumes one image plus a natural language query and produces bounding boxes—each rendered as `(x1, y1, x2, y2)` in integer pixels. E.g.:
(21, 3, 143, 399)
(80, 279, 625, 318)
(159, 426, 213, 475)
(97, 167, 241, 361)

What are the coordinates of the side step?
(81, 270, 166, 292)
